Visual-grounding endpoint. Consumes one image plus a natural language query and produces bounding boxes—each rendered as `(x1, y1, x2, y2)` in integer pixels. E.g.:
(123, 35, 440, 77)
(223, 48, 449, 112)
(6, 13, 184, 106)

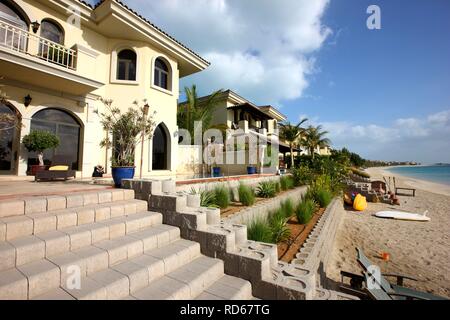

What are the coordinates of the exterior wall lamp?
(24, 94, 32, 107)
(31, 21, 40, 33)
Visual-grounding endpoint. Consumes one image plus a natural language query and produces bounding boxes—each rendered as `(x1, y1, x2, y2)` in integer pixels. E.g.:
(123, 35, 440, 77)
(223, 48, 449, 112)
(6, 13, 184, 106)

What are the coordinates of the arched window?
(30, 108, 81, 170)
(0, 101, 21, 173)
(0, 0, 29, 51)
(117, 49, 137, 81)
(152, 123, 169, 170)
(38, 20, 65, 64)
(154, 58, 169, 90)
(40, 20, 64, 44)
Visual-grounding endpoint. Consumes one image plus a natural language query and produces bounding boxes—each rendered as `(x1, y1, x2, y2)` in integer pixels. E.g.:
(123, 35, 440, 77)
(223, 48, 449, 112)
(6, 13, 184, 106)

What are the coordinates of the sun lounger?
(340, 248, 447, 300)
(35, 155, 76, 182)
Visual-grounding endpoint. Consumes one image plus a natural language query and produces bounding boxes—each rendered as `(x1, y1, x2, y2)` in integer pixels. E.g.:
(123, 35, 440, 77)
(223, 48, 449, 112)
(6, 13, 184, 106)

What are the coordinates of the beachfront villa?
(0, 0, 208, 178)
(0, 0, 447, 303)
(177, 90, 292, 176)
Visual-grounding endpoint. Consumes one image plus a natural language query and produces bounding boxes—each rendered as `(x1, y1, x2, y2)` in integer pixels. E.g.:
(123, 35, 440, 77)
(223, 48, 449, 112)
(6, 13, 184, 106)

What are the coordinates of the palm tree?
(177, 85, 224, 143)
(302, 125, 331, 160)
(279, 118, 308, 168)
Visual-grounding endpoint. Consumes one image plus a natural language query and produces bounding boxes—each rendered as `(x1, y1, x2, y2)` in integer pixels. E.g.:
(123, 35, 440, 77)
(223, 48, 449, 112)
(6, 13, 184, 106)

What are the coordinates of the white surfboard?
(375, 210, 430, 222)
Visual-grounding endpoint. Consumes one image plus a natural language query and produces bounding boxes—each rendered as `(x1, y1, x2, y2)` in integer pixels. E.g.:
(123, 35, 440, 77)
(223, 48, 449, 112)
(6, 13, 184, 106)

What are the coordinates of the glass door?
(0, 102, 19, 174)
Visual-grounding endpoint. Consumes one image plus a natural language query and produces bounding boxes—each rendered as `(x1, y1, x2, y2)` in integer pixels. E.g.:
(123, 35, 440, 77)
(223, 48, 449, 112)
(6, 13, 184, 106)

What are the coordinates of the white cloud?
(428, 110, 450, 127)
(304, 109, 450, 163)
(114, 0, 331, 104)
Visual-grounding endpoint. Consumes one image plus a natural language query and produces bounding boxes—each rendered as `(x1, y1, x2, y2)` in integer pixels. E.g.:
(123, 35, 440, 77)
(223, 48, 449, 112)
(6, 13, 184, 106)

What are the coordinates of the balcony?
(1, 20, 76, 69)
(0, 21, 103, 95)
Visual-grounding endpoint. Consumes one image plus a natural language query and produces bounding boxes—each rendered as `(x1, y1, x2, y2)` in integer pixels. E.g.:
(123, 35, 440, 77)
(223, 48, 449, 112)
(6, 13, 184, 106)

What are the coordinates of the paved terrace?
(0, 173, 277, 200)
(0, 180, 111, 200)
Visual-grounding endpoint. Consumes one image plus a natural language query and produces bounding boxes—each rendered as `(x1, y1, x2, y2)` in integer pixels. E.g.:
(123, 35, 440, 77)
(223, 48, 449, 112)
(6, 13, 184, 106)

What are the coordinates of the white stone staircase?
(0, 189, 253, 300)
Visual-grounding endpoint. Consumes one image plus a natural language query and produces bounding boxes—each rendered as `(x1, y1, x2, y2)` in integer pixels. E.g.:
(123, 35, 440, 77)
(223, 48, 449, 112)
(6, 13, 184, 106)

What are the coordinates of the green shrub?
(269, 212, 291, 243)
(280, 176, 295, 190)
(213, 186, 230, 209)
(199, 189, 218, 208)
(351, 167, 370, 178)
(315, 188, 332, 208)
(274, 181, 281, 194)
(238, 184, 256, 206)
(280, 199, 295, 218)
(247, 217, 272, 243)
(303, 186, 316, 202)
(256, 181, 277, 198)
(296, 198, 317, 224)
(291, 166, 314, 186)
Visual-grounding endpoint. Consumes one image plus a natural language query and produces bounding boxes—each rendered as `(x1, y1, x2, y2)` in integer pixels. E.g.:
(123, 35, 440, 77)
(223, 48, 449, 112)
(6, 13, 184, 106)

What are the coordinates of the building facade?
(178, 90, 288, 175)
(0, 0, 208, 177)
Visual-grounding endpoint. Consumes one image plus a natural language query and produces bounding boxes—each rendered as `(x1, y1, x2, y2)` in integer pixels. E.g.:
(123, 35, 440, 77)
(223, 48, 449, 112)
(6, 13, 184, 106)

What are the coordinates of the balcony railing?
(0, 20, 77, 70)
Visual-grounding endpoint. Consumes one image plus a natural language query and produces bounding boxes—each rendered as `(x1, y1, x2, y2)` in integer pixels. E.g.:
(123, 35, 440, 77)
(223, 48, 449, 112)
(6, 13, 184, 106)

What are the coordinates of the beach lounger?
(340, 248, 447, 300)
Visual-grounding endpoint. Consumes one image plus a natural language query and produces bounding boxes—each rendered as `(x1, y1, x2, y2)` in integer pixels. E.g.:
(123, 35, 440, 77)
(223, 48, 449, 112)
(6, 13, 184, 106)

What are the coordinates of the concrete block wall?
(175, 175, 283, 197)
(122, 178, 316, 300)
(290, 199, 344, 277)
(122, 179, 357, 300)
(224, 186, 307, 225)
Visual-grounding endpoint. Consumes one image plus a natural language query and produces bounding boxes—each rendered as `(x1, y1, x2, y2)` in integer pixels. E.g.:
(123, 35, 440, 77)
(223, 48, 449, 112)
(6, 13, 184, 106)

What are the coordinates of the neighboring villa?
(177, 90, 291, 176)
(0, 0, 208, 178)
(299, 146, 332, 156)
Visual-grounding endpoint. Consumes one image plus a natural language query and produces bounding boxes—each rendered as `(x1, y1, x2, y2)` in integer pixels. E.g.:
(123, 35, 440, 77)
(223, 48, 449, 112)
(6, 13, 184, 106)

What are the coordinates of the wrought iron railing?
(0, 20, 77, 70)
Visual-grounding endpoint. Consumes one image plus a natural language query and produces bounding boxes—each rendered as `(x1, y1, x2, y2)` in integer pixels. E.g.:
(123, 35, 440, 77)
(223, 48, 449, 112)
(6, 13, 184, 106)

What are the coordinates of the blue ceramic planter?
(212, 167, 221, 177)
(247, 166, 257, 174)
(111, 166, 135, 187)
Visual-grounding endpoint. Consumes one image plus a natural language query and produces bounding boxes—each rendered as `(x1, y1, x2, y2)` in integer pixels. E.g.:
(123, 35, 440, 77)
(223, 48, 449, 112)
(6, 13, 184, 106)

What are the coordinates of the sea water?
(386, 165, 450, 186)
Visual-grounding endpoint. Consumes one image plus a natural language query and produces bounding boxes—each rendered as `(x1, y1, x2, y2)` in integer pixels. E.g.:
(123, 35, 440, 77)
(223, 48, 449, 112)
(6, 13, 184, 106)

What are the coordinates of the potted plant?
(96, 98, 156, 187)
(211, 143, 222, 177)
(22, 130, 59, 175)
(247, 166, 257, 174)
(212, 166, 221, 177)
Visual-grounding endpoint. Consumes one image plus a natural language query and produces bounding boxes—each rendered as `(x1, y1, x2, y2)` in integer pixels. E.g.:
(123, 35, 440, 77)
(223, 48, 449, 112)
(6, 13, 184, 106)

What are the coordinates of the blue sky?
(86, 0, 450, 163)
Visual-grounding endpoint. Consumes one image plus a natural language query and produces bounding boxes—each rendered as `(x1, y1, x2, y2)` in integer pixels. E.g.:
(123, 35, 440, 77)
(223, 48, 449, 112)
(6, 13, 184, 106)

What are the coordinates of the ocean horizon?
(386, 165, 450, 186)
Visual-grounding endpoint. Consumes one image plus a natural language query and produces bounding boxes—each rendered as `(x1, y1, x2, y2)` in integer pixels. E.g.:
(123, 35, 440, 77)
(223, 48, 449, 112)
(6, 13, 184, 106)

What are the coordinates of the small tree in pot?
(96, 98, 157, 187)
(22, 130, 60, 174)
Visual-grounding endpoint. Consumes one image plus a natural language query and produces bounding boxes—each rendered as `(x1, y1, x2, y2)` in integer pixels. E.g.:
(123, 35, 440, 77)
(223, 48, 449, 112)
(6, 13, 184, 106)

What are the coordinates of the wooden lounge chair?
(394, 177, 416, 197)
(340, 248, 447, 300)
(35, 155, 76, 182)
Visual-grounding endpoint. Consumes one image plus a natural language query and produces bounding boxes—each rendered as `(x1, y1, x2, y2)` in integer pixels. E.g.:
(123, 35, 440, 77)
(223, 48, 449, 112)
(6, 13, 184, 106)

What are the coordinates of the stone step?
(195, 275, 253, 300)
(0, 189, 135, 219)
(0, 211, 162, 271)
(29, 239, 201, 300)
(0, 199, 148, 241)
(0, 224, 181, 299)
(130, 256, 224, 300)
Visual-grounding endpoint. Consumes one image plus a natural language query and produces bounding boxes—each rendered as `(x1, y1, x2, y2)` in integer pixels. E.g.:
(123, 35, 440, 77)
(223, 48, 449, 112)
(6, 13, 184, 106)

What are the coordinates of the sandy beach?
(327, 166, 450, 298)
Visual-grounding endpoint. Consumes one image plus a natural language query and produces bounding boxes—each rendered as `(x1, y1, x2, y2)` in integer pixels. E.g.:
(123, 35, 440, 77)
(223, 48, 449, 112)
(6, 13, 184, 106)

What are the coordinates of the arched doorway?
(30, 108, 81, 170)
(0, 101, 21, 174)
(152, 123, 169, 170)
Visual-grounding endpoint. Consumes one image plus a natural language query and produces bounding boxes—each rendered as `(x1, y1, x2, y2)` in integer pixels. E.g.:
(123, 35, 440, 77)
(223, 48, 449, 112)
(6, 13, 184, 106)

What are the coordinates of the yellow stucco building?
(0, 0, 208, 178)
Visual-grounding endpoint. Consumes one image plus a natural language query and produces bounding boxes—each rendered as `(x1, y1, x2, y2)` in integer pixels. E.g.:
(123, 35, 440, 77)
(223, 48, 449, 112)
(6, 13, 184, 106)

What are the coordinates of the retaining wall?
(224, 186, 307, 224)
(176, 174, 283, 196)
(122, 178, 357, 300)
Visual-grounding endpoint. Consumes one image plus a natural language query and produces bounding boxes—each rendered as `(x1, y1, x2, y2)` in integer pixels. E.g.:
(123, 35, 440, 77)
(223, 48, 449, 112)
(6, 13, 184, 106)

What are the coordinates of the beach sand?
(326, 166, 450, 298)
